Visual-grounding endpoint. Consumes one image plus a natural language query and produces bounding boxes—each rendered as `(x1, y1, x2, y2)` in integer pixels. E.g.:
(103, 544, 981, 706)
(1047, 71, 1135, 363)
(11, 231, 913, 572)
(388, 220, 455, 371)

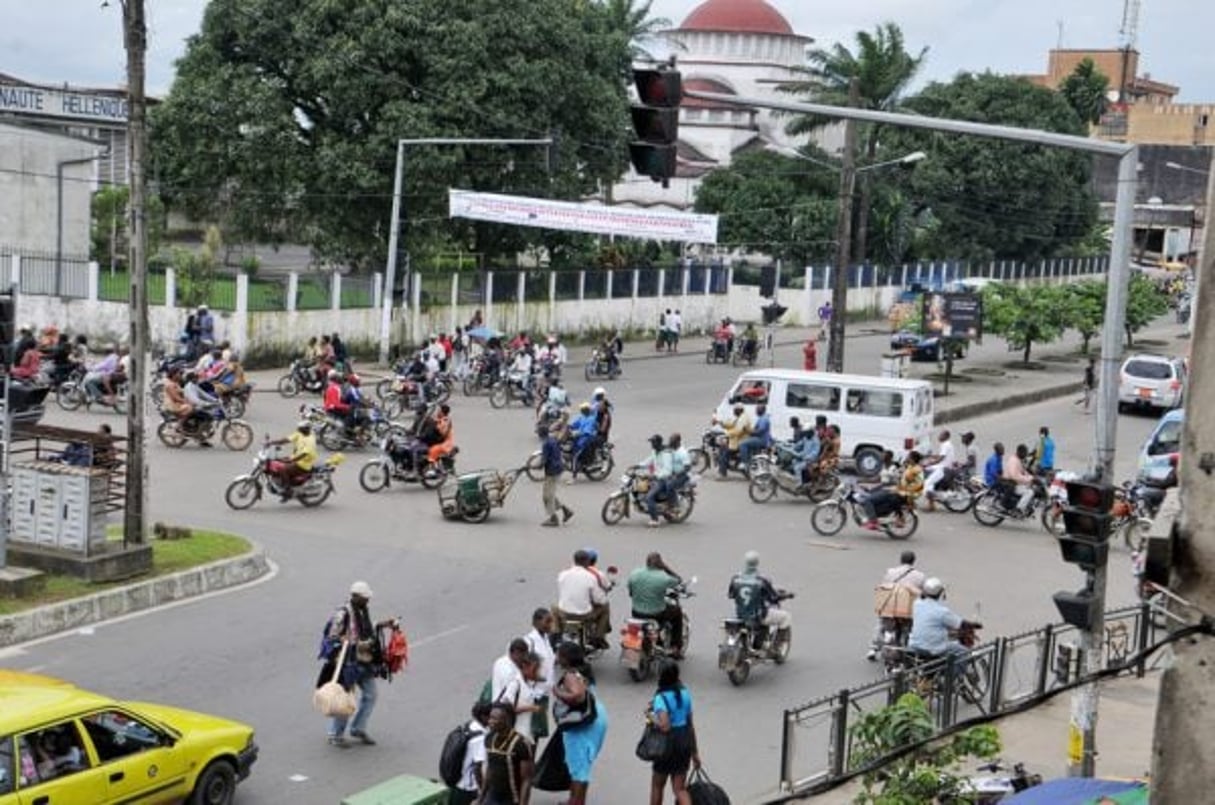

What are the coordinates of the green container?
(341, 774, 449, 805)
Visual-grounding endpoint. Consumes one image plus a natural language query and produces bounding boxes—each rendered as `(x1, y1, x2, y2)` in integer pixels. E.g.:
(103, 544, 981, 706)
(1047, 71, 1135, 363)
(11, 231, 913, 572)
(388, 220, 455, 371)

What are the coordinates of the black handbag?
(635, 721, 671, 762)
(532, 730, 571, 792)
(688, 767, 731, 805)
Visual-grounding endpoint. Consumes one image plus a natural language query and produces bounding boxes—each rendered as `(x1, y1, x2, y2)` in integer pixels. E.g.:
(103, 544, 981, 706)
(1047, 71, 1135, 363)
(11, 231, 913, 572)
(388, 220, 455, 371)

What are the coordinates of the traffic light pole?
(378, 137, 552, 365)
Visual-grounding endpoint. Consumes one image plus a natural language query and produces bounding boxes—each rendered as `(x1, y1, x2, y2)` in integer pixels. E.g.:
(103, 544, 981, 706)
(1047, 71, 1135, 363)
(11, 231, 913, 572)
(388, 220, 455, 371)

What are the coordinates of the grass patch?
(0, 529, 251, 616)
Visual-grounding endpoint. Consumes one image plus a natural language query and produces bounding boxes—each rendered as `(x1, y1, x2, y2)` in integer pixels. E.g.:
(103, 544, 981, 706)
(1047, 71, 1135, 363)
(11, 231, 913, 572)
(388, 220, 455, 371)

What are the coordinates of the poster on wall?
(922, 292, 983, 343)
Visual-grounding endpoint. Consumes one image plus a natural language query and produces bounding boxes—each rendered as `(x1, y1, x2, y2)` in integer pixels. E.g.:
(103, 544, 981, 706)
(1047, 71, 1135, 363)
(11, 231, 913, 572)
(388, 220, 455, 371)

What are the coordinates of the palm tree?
(600, 0, 672, 61)
(779, 22, 927, 264)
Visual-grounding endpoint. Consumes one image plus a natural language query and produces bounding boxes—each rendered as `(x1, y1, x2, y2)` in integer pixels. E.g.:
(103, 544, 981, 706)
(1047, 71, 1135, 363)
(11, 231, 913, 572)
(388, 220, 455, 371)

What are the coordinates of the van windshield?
(1148, 419, 1183, 456)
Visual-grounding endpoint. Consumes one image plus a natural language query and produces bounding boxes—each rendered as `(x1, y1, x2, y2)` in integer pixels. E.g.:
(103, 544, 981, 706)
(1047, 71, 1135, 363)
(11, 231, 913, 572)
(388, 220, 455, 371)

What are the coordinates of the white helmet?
(922, 577, 945, 598)
(350, 580, 373, 598)
(593, 386, 606, 398)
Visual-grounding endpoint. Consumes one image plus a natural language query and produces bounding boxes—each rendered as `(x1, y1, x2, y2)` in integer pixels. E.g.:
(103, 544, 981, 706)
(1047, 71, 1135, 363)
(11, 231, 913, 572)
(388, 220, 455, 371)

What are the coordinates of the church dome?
(679, 0, 794, 36)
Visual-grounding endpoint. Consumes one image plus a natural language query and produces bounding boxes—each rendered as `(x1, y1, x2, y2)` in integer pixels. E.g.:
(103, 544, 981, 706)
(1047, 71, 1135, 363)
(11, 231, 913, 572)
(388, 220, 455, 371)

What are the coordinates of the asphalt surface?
(0, 325, 1180, 804)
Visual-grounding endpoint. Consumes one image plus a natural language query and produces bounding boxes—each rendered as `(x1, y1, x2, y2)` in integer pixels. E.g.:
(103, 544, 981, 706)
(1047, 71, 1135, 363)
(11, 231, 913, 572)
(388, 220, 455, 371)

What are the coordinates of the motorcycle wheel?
(960, 655, 992, 706)
(359, 462, 390, 493)
(488, 385, 508, 409)
(375, 378, 393, 401)
(224, 478, 261, 510)
(524, 452, 546, 482)
(277, 375, 300, 397)
(221, 421, 254, 452)
(609, 365, 621, 379)
(433, 382, 452, 404)
(156, 420, 188, 449)
(705, 348, 714, 365)
(807, 472, 839, 503)
(601, 494, 628, 526)
(939, 488, 976, 514)
(111, 388, 128, 415)
(584, 450, 614, 482)
(584, 362, 595, 382)
(297, 481, 332, 508)
(688, 447, 710, 475)
(420, 464, 448, 490)
(748, 475, 777, 503)
(1122, 517, 1153, 551)
(222, 396, 246, 420)
(727, 661, 750, 687)
(1042, 506, 1066, 537)
(462, 376, 477, 397)
(883, 510, 918, 540)
(664, 491, 694, 524)
(56, 383, 84, 412)
(628, 654, 653, 683)
(972, 491, 1006, 527)
(318, 424, 345, 452)
(773, 629, 792, 665)
(381, 395, 405, 420)
(810, 502, 847, 536)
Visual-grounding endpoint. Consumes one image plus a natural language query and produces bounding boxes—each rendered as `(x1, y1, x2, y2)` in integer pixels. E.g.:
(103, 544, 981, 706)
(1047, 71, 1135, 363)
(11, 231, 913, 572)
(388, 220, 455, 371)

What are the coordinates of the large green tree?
(1059, 58, 1110, 127)
(982, 282, 1067, 364)
(151, 0, 633, 268)
(692, 149, 838, 266)
(779, 22, 927, 264)
(884, 72, 1099, 262)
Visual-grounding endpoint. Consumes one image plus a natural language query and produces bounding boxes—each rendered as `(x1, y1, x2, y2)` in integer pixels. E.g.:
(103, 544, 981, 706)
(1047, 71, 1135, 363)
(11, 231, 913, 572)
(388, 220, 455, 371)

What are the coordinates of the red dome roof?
(680, 0, 794, 36)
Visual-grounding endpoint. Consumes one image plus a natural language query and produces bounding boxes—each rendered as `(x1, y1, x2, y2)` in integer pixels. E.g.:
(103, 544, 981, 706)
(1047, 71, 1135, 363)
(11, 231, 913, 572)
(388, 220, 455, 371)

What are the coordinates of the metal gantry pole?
(377, 137, 552, 365)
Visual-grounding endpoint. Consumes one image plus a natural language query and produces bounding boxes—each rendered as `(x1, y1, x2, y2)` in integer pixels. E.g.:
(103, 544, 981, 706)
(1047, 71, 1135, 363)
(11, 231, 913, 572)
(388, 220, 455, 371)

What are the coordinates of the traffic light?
(759, 264, 777, 298)
(1053, 642, 1081, 685)
(761, 302, 788, 325)
(1053, 480, 1115, 628)
(629, 67, 682, 187)
(1053, 590, 1099, 630)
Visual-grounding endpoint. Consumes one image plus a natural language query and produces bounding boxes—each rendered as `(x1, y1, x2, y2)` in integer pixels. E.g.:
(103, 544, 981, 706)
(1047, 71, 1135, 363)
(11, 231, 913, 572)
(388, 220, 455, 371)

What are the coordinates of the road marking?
(410, 624, 469, 647)
(805, 540, 851, 550)
(288, 774, 309, 783)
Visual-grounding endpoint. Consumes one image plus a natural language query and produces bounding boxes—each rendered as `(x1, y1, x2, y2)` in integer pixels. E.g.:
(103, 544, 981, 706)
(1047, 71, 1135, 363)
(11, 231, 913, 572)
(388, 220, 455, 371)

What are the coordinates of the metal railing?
(777, 604, 1159, 796)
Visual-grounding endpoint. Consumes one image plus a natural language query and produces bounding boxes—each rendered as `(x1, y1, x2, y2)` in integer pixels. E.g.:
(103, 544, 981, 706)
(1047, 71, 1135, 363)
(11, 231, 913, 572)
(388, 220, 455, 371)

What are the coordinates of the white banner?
(448, 189, 718, 244)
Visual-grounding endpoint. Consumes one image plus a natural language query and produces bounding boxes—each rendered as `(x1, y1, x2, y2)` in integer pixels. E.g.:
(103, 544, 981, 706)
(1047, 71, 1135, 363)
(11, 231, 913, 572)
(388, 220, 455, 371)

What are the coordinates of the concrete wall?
(0, 122, 98, 255)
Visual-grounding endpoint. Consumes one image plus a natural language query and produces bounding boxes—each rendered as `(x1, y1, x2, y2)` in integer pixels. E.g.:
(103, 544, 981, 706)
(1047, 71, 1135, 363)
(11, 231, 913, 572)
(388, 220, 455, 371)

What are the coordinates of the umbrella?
(1004, 778, 1148, 804)
(466, 326, 501, 342)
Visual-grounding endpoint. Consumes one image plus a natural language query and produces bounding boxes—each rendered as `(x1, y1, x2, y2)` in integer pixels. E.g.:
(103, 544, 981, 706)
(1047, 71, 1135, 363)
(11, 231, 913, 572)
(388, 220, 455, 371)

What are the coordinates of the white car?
(1118, 354, 1187, 412)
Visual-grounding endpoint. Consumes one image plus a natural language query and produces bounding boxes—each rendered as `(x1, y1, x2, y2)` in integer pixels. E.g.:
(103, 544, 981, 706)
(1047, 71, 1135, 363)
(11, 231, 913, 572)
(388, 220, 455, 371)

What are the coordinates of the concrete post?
(605, 270, 613, 301)
(450, 272, 459, 335)
(900, 264, 908, 287)
(547, 270, 557, 334)
(165, 267, 177, 309)
(87, 261, 100, 302)
(372, 272, 383, 310)
(286, 272, 298, 313)
(516, 271, 525, 333)
(330, 271, 341, 311)
(657, 268, 665, 304)
(411, 273, 422, 346)
(631, 268, 639, 300)
(484, 272, 494, 331)
(578, 270, 585, 301)
(9, 254, 18, 288)
(681, 265, 690, 297)
(233, 272, 249, 355)
(803, 266, 813, 328)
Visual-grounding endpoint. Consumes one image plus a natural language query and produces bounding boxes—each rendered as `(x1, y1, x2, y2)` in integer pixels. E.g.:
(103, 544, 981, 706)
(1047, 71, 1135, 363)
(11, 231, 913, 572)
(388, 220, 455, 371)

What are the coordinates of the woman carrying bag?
(646, 661, 700, 805)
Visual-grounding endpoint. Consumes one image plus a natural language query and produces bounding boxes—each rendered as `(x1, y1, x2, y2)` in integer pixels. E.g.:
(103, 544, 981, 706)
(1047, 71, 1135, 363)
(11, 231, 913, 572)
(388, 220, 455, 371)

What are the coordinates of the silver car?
(1118, 354, 1187, 412)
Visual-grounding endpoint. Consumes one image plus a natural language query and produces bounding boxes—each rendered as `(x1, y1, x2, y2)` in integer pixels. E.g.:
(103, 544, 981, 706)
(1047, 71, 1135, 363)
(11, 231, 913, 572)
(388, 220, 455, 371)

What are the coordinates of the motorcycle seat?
(721, 618, 747, 628)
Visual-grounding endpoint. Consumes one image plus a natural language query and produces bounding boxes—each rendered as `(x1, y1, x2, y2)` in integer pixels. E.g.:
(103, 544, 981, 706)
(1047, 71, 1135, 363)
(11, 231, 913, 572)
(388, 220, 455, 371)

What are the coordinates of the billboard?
(922, 292, 983, 342)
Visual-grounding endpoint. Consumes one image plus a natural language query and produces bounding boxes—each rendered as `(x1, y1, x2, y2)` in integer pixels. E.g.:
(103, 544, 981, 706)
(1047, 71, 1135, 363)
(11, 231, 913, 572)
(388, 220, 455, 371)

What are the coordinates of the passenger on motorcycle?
(342, 374, 372, 431)
(737, 403, 773, 469)
(868, 551, 927, 661)
(668, 433, 691, 491)
(555, 549, 613, 650)
(922, 430, 958, 512)
(161, 369, 193, 420)
(740, 323, 759, 359)
(598, 335, 621, 374)
(860, 451, 923, 530)
(627, 553, 685, 658)
(959, 431, 978, 475)
(182, 371, 220, 446)
(427, 403, 455, 464)
(789, 426, 822, 485)
(568, 402, 598, 481)
(711, 320, 732, 360)
(323, 370, 357, 431)
(537, 336, 566, 378)
(83, 345, 120, 404)
(814, 424, 842, 477)
(713, 404, 752, 479)
(727, 551, 791, 634)
(643, 434, 674, 528)
(508, 344, 534, 394)
(9, 339, 43, 380)
(1031, 426, 1056, 478)
(1002, 444, 1037, 514)
(907, 577, 981, 668)
(268, 421, 319, 499)
(508, 330, 531, 352)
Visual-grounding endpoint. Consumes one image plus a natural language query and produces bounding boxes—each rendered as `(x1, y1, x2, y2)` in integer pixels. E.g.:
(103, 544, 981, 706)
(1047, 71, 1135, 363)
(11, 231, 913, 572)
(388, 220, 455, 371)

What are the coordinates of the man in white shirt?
(922, 430, 957, 510)
(521, 608, 556, 744)
(449, 702, 490, 805)
(554, 549, 611, 649)
(490, 639, 538, 740)
(670, 309, 682, 351)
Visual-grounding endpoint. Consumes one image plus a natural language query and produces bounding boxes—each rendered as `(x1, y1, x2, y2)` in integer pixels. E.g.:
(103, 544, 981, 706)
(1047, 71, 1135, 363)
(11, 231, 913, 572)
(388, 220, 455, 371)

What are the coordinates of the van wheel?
(854, 447, 883, 478)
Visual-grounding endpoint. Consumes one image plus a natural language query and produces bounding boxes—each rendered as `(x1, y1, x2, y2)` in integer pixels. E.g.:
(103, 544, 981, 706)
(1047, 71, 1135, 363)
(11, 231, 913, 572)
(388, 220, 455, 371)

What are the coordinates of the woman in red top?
(802, 338, 818, 371)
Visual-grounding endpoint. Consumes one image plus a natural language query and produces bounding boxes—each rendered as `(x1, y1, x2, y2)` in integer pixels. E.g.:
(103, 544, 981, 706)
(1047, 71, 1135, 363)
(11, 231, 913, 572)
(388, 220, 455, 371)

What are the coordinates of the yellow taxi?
(0, 670, 257, 804)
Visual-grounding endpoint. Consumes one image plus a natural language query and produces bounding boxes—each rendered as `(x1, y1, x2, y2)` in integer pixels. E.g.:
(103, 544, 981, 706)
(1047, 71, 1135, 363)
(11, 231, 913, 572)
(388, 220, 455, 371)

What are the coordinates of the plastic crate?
(340, 774, 449, 805)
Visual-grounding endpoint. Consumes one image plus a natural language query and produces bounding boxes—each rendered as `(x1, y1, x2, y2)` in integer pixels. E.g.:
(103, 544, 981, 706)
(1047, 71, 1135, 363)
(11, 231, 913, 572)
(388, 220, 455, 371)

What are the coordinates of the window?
(82, 711, 162, 763)
(845, 388, 904, 418)
(1124, 359, 1173, 380)
(1148, 420, 1183, 456)
(20, 723, 89, 786)
(0, 736, 12, 794)
(733, 380, 770, 404)
(785, 383, 840, 411)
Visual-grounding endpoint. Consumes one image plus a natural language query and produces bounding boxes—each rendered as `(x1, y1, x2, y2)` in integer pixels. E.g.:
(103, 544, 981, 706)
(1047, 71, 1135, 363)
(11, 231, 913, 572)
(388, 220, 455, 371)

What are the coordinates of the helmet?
(649, 434, 664, 450)
(350, 580, 373, 598)
(348, 374, 361, 387)
(593, 386, 606, 398)
(579, 402, 592, 413)
(922, 577, 945, 598)
(327, 370, 340, 381)
(743, 551, 760, 571)
(584, 548, 599, 563)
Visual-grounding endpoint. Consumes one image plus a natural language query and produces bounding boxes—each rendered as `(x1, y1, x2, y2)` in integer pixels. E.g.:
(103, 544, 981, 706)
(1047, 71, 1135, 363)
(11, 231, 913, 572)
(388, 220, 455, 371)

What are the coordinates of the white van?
(715, 370, 935, 476)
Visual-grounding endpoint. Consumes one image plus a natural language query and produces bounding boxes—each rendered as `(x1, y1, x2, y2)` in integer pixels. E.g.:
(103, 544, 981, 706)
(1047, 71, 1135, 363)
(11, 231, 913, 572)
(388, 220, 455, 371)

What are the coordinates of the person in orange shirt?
(427, 404, 455, 464)
(802, 338, 818, 371)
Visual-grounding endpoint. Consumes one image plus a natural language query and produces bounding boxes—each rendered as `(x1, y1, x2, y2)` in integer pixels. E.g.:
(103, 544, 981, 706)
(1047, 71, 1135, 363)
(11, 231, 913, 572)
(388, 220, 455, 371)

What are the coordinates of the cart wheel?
(459, 501, 492, 523)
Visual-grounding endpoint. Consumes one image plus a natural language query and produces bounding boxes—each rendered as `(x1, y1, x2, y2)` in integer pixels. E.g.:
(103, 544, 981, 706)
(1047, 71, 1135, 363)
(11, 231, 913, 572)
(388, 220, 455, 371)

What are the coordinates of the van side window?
(786, 383, 840, 411)
(846, 389, 903, 417)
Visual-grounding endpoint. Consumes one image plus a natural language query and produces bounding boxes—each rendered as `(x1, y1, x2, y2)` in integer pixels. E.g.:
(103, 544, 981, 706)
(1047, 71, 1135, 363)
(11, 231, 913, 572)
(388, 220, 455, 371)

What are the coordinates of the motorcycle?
(556, 566, 618, 660)
(732, 338, 759, 367)
(276, 358, 326, 397)
(55, 371, 128, 414)
(747, 449, 839, 504)
(358, 433, 456, 492)
(525, 437, 615, 482)
(1042, 477, 1160, 547)
(955, 761, 1043, 803)
(705, 338, 731, 365)
(929, 469, 987, 514)
(883, 622, 989, 707)
(810, 482, 919, 540)
(584, 348, 621, 381)
(489, 372, 536, 408)
(377, 370, 452, 411)
(691, 426, 755, 478)
(224, 444, 344, 509)
(461, 357, 501, 397)
(156, 407, 253, 451)
(717, 590, 795, 686)
(601, 466, 697, 526)
(971, 479, 1053, 529)
(300, 403, 402, 451)
(619, 578, 696, 682)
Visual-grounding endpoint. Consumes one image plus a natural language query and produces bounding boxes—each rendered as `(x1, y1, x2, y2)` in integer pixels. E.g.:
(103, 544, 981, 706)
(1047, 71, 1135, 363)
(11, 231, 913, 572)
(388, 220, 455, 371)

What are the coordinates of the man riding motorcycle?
(567, 401, 599, 481)
(907, 577, 981, 670)
(268, 420, 320, 500)
(739, 323, 759, 359)
(713, 403, 753, 479)
(727, 551, 791, 638)
(627, 552, 685, 659)
(426, 403, 456, 465)
(643, 434, 674, 528)
(921, 430, 957, 512)
(859, 451, 922, 530)
(182, 371, 220, 446)
(554, 549, 613, 650)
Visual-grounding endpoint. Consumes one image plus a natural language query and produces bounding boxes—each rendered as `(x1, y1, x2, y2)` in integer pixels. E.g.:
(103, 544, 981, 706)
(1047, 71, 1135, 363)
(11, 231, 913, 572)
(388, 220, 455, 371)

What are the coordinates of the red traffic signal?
(1060, 480, 1115, 546)
(630, 67, 682, 186)
(633, 69, 682, 108)
(1066, 480, 1116, 510)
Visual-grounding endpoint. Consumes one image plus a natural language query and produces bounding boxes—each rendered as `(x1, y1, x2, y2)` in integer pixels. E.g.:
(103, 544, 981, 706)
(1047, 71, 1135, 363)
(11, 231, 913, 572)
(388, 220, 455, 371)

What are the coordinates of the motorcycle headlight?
(620, 475, 631, 484)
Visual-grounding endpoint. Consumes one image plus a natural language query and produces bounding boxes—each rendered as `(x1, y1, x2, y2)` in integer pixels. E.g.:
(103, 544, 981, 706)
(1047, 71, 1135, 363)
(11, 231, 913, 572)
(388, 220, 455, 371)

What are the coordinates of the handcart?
(437, 467, 527, 523)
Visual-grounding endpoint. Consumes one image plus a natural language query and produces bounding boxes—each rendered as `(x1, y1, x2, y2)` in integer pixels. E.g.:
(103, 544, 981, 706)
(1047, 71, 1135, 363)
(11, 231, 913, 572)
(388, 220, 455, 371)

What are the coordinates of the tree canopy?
(881, 72, 1099, 262)
(1059, 58, 1110, 127)
(151, 0, 637, 268)
(982, 282, 1067, 363)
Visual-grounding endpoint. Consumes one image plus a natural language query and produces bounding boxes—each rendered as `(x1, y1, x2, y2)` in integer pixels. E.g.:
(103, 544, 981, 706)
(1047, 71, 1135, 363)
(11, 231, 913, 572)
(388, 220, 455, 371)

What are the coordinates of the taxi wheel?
(190, 760, 236, 805)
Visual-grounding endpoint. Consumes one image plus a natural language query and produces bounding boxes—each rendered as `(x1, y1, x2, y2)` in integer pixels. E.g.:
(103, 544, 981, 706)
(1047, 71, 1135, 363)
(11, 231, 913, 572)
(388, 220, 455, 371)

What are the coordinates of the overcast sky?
(3, 0, 1212, 102)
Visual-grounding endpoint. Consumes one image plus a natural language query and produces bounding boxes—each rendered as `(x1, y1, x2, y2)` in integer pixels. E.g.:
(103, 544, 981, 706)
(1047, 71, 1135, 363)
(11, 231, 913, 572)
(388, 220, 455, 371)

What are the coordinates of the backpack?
(383, 627, 409, 674)
(438, 722, 475, 787)
(317, 606, 348, 661)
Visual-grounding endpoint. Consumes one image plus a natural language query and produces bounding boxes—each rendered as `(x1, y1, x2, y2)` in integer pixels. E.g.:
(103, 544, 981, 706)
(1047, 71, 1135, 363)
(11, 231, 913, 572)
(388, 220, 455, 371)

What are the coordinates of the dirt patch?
(1002, 361, 1047, 371)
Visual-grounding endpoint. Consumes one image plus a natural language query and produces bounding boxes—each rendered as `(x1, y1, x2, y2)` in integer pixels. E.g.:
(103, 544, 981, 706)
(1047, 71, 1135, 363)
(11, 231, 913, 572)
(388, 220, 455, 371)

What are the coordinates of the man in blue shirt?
(983, 442, 1004, 488)
(567, 402, 598, 481)
(1034, 426, 1056, 475)
(540, 423, 573, 527)
(908, 577, 981, 665)
(737, 403, 773, 470)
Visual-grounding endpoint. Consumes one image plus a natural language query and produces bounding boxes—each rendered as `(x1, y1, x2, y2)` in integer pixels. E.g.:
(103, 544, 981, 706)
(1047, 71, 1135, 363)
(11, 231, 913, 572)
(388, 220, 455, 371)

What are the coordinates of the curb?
(0, 545, 272, 648)
(936, 380, 1082, 425)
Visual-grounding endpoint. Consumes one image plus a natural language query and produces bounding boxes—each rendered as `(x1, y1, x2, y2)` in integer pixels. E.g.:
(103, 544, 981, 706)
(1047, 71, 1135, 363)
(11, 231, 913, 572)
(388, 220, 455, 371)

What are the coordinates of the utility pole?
(1151, 155, 1215, 800)
(122, 0, 149, 545)
(827, 78, 859, 373)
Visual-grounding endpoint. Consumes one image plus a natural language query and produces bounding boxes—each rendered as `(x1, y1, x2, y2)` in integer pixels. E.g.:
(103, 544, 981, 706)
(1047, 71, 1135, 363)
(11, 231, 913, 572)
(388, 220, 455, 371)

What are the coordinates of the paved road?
(0, 327, 1178, 804)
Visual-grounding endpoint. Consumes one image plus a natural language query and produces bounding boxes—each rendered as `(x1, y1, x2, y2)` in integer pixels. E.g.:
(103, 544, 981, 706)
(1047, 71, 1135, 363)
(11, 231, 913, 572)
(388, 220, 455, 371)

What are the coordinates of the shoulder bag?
(312, 641, 358, 717)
